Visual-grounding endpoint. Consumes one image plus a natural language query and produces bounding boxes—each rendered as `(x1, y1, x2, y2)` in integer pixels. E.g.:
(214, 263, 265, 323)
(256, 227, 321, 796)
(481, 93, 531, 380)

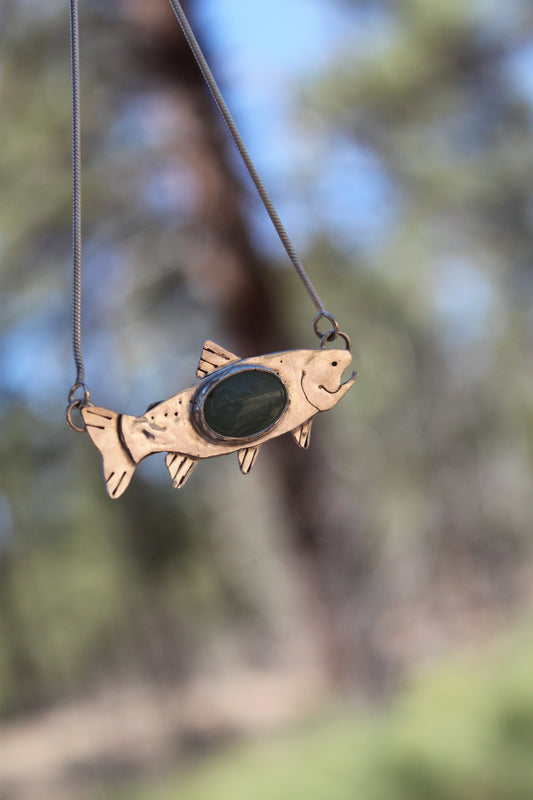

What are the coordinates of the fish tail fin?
(81, 406, 136, 499)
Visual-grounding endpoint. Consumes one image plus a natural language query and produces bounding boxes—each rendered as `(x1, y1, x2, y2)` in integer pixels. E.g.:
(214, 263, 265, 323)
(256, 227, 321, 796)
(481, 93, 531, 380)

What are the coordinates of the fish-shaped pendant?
(81, 341, 357, 498)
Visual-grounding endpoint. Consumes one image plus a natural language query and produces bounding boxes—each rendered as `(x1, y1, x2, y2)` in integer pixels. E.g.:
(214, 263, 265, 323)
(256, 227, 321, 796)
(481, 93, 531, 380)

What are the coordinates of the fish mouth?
(318, 371, 357, 394)
(301, 369, 357, 409)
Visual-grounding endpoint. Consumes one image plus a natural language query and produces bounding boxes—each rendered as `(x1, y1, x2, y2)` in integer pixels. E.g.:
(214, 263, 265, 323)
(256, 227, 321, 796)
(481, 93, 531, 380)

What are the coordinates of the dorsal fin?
(197, 340, 240, 378)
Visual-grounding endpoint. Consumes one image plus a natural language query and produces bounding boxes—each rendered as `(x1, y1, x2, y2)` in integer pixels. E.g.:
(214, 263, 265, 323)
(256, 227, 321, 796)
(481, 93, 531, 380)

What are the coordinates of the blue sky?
(192, 0, 395, 254)
(196, 0, 350, 251)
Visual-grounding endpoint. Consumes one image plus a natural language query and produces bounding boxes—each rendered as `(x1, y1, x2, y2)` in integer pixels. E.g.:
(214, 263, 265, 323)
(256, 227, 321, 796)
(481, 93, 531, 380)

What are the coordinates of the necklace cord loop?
(314, 312, 351, 351)
(68, 382, 91, 405)
(313, 311, 340, 340)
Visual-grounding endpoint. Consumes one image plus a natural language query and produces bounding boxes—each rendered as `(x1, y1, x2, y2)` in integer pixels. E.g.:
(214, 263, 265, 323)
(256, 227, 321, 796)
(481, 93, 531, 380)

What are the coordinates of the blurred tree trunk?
(119, 0, 346, 686)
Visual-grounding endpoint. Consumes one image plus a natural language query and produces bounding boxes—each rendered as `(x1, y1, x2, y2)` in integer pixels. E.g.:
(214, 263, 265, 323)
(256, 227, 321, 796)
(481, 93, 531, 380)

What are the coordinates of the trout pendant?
(81, 340, 356, 499)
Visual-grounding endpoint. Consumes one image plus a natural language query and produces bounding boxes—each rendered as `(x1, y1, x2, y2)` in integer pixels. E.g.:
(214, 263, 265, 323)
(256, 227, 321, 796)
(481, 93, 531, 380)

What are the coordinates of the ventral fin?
(238, 446, 260, 475)
(197, 340, 240, 378)
(165, 453, 198, 489)
(291, 419, 313, 449)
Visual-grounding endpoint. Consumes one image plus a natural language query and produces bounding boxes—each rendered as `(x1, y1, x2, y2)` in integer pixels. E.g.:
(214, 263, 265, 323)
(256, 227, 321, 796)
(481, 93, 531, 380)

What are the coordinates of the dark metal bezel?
(190, 363, 289, 445)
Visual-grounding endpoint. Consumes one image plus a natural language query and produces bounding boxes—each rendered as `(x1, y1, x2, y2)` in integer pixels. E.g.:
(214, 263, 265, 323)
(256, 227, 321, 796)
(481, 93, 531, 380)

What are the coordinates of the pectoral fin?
(197, 340, 240, 378)
(238, 446, 260, 474)
(292, 420, 313, 449)
(166, 453, 198, 489)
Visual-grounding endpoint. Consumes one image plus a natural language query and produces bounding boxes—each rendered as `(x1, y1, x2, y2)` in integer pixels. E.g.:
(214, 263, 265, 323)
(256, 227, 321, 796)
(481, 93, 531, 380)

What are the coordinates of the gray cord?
(167, 0, 328, 314)
(69, 0, 86, 394)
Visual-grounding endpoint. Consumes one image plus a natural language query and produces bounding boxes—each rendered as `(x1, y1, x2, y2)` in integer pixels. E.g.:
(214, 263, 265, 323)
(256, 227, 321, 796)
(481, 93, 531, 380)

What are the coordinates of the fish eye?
(331, 361, 338, 367)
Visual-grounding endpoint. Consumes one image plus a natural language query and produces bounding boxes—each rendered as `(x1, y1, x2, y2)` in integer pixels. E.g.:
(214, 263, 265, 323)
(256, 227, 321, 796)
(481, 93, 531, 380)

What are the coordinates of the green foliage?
(98, 631, 533, 800)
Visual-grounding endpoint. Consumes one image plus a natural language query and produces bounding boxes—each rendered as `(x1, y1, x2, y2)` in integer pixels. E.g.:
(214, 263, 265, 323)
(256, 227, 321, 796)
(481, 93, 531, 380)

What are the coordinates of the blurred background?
(1, 0, 533, 797)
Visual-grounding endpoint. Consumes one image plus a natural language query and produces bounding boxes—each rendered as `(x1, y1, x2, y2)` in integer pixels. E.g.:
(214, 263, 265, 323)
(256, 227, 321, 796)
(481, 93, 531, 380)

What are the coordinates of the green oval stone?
(203, 369, 287, 439)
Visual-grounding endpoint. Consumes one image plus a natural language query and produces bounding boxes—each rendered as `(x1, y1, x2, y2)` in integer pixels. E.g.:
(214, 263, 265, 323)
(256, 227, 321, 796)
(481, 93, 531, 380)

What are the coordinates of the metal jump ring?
(320, 330, 351, 351)
(66, 398, 87, 432)
(68, 382, 90, 405)
(67, 382, 91, 432)
(313, 311, 340, 341)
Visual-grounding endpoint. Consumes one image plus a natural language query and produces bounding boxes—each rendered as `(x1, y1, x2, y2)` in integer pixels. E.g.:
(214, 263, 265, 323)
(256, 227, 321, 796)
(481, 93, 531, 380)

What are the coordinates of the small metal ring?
(320, 330, 351, 352)
(66, 399, 87, 433)
(67, 383, 91, 432)
(313, 311, 340, 341)
(68, 382, 90, 405)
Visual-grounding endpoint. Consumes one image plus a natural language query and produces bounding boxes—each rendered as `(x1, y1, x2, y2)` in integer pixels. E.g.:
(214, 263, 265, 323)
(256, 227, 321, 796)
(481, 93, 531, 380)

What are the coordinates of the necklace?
(66, 0, 357, 499)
